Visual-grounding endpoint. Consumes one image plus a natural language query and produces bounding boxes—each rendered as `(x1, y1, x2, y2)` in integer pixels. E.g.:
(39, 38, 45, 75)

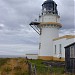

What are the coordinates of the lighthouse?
(30, 0, 62, 60)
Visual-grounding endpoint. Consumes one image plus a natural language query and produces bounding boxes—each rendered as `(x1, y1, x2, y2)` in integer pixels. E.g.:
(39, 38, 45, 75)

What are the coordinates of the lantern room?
(42, 0, 58, 15)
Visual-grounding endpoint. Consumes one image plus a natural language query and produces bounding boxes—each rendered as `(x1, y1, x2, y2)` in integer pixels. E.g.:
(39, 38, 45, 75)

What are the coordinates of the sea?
(0, 55, 26, 58)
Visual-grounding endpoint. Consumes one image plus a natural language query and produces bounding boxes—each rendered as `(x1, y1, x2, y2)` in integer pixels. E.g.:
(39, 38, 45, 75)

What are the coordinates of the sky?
(0, 0, 74, 55)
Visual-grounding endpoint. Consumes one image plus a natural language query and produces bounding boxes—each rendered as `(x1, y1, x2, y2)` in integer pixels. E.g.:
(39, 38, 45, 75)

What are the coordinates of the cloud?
(58, 0, 74, 29)
(54, 0, 74, 35)
(0, 24, 5, 29)
(59, 29, 75, 36)
(0, 0, 74, 55)
(0, 0, 41, 45)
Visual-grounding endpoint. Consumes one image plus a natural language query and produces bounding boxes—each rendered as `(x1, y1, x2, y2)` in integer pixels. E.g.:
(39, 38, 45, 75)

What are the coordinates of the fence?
(27, 60, 75, 75)
(28, 63, 37, 75)
(28, 63, 57, 75)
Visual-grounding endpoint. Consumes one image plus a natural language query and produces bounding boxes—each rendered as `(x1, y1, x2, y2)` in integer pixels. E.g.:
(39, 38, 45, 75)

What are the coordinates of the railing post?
(33, 65, 37, 75)
(28, 63, 32, 75)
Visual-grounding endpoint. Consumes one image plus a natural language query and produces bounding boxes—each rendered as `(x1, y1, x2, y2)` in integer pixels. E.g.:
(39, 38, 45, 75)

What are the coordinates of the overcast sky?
(0, 0, 74, 55)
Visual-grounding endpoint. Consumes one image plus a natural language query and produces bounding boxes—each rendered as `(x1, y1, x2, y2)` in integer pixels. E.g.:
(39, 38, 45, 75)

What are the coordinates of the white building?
(53, 35, 75, 61)
(26, 54, 38, 59)
(30, 0, 75, 61)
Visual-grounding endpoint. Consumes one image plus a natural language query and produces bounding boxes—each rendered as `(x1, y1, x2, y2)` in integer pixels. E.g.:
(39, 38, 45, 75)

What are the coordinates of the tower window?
(70, 46, 75, 58)
(55, 45, 56, 54)
(39, 43, 41, 49)
(59, 44, 62, 54)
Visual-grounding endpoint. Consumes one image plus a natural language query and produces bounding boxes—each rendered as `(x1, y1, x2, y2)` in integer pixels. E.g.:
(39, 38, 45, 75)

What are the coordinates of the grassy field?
(0, 58, 73, 75)
(0, 58, 29, 75)
(28, 59, 66, 75)
(29, 59, 75, 75)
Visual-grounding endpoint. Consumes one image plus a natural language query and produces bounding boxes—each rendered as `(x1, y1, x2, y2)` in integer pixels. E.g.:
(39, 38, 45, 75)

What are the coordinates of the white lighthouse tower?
(30, 0, 62, 60)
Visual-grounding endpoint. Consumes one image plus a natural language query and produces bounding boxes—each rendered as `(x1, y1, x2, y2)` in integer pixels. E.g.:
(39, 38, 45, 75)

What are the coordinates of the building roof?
(65, 42, 75, 48)
(53, 35, 75, 41)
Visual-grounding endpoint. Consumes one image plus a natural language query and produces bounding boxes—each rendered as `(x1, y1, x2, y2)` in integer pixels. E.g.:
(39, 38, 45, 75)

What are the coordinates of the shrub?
(0, 58, 9, 66)
(14, 66, 21, 71)
(2, 66, 12, 74)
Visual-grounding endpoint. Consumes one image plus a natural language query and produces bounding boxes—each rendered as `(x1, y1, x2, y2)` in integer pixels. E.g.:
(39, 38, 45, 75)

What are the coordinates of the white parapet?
(39, 14, 60, 23)
(26, 54, 38, 59)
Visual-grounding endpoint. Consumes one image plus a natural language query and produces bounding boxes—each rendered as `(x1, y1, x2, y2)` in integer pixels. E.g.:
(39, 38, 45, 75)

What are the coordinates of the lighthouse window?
(51, 24, 52, 26)
(59, 44, 62, 54)
(48, 25, 50, 26)
(39, 43, 41, 49)
(55, 45, 56, 54)
(70, 46, 75, 58)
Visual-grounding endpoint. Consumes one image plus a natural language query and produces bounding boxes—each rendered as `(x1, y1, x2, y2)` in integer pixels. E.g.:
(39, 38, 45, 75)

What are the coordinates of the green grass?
(0, 58, 67, 75)
(28, 59, 65, 75)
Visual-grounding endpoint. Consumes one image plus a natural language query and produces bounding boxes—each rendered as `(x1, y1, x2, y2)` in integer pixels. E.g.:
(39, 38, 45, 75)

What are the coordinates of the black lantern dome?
(42, 0, 58, 15)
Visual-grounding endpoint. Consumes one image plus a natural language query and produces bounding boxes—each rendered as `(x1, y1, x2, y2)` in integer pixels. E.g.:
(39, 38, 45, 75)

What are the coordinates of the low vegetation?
(28, 59, 65, 75)
(0, 58, 73, 75)
(0, 58, 29, 75)
(0, 58, 9, 67)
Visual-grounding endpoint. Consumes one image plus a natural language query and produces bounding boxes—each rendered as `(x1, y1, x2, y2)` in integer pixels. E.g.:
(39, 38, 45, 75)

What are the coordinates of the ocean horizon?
(0, 44, 38, 55)
(0, 55, 26, 58)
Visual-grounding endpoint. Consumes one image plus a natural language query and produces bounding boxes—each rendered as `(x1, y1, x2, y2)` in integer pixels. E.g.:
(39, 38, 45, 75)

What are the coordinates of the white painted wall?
(53, 38, 75, 58)
(39, 27, 59, 56)
(39, 14, 60, 57)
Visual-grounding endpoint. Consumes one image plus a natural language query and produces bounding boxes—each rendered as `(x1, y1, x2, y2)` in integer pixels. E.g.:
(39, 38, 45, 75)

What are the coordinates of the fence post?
(28, 63, 32, 75)
(33, 65, 37, 75)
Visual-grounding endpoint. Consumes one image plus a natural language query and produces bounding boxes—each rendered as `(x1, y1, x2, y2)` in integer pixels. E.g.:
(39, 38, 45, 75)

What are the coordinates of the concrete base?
(38, 56, 65, 61)
(53, 57, 65, 61)
(38, 56, 53, 60)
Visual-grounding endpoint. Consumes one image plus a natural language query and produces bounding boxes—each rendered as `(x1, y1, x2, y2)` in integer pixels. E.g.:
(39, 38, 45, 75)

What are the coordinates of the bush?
(14, 66, 21, 71)
(0, 58, 9, 66)
(2, 66, 12, 74)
